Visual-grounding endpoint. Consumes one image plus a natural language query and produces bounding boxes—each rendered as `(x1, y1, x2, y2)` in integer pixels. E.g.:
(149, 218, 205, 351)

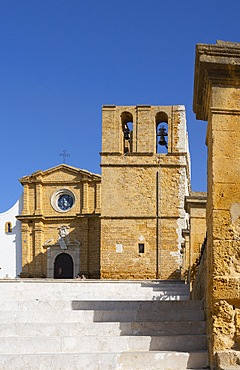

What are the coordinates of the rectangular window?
(138, 243, 145, 253)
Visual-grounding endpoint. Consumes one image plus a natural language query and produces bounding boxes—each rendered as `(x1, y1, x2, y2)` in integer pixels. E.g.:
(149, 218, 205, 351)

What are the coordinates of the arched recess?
(54, 253, 73, 279)
(156, 112, 168, 154)
(5, 222, 12, 233)
(121, 111, 133, 153)
(47, 246, 80, 278)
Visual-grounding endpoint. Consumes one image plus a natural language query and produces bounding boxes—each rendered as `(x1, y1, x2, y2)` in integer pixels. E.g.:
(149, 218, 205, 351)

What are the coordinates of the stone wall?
(183, 192, 207, 286)
(193, 41, 240, 369)
(101, 105, 190, 280)
(191, 239, 207, 302)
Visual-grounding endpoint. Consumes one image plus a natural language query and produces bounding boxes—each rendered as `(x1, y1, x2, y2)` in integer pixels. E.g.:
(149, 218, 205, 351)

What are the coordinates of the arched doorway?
(54, 253, 74, 279)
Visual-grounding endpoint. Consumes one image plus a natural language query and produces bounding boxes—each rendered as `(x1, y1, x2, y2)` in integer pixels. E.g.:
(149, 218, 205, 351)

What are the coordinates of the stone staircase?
(0, 280, 209, 369)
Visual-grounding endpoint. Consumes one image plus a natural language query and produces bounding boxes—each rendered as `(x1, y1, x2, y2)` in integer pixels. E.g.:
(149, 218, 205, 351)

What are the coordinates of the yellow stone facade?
(182, 192, 207, 285)
(100, 105, 190, 280)
(17, 165, 101, 278)
(193, 41, 240, 369)
(18, 105, 191, 281)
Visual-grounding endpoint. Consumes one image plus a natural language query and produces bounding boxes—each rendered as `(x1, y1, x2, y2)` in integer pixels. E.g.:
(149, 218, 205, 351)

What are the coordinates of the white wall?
(0, 196, 23, 278)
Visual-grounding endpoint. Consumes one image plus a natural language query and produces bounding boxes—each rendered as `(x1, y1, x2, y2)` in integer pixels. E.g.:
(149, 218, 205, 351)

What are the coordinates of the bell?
(123, 126, 130, 141)
(157, 125, 168, 148)
(158, 136, 167, 147)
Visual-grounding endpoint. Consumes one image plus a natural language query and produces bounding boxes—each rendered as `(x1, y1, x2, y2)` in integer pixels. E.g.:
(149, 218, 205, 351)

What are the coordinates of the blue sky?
(0, 0, 239, 212)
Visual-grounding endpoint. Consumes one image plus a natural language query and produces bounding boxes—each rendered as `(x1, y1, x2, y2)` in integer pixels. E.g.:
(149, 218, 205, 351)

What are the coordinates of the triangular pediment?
(20, 164, 101, 184)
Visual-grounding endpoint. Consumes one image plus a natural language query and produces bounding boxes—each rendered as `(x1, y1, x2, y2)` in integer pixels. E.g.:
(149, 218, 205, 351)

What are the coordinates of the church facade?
(1, 104, 192, 280)
(17, 165, 101, 279)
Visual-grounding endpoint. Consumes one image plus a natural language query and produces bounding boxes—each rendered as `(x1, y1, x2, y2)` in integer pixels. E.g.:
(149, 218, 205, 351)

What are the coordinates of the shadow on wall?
(167, 269, 181, 280)
(21, 251, 47, 278)
(191, 237, 207, 300)
(20, 228, 100, 279)
(21, 249, 100, 279)
(20, 223, 101, 279)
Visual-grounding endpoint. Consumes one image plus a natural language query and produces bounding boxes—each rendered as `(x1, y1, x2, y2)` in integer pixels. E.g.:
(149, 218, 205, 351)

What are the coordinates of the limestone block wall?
(184, 192, 207, 284)
(193, 41, 240, 368)
(206, 89, 240, 354)
(101, 218, 157, 279)
(101, 105, 190, 280)
(191, 241, 207, 302)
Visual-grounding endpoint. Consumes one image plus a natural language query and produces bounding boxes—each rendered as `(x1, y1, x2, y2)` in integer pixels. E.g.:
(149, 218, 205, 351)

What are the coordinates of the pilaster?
(193, 40, 240, 366)
(22, 184, 29, 215)
(35, 182, 43, 215)
(95, 182, 101, 213)
(82, 182, 89, 213)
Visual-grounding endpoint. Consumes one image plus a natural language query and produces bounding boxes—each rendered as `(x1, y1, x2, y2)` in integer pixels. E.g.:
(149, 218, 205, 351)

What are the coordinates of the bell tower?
(100, 105, 190, 280)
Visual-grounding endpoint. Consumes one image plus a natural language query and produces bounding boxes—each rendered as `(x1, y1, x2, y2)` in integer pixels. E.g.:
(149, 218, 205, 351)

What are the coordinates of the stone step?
(0, 308, 205, 323)
(0, 280, 190, 301)
(0, 351, 209, 369)
(0, 321, 206, 337)
(0, 334, 207, 353)
(0, 280, 208, 369)
(71, 299, 203, 310)
(0, 299, 202, 311)
(93, 308, 205, 322)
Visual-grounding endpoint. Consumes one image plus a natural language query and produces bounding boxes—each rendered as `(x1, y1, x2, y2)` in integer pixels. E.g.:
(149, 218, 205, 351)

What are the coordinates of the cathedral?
(0, 104, 194, 280)
(1, 41, 240, 369)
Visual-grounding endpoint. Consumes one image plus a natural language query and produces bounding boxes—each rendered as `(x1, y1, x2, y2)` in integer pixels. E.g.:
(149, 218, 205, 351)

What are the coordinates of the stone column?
(193, 41, 240, 367)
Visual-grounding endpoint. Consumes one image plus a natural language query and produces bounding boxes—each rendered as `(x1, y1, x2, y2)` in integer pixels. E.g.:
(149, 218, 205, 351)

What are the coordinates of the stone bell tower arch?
(100, 105, 190, 280)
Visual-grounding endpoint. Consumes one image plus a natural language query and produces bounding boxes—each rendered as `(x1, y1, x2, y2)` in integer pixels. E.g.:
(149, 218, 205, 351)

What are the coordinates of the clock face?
(58, 194, 74, 211)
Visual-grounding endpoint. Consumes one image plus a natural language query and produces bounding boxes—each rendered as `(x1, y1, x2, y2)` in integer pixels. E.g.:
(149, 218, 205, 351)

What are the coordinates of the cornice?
(193, 41, 240, 121)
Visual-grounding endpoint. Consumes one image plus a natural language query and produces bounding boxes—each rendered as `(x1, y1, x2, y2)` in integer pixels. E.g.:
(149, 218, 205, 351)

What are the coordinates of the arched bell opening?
(121, 111, 133, 153)
(156, 112, 168, 154)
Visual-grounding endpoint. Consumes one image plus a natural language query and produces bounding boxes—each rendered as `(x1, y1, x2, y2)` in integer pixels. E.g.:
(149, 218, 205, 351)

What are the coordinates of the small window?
(5, 222, 12, 233)
(138, 243, 145, 253)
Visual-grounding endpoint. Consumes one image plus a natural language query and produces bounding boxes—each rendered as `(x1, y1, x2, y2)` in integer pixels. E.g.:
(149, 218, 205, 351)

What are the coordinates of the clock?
(51, 189, 75, 212)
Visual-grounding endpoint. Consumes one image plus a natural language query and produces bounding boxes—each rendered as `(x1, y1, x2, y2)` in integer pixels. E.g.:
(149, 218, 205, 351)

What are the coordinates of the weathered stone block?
(216, 350, 240, 370)
(212, 300, 235, 351)
(212, 278, 240, 300)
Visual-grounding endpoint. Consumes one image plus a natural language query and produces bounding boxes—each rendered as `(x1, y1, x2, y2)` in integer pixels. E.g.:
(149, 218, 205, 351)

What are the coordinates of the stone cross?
(59, 149, 70, 164)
